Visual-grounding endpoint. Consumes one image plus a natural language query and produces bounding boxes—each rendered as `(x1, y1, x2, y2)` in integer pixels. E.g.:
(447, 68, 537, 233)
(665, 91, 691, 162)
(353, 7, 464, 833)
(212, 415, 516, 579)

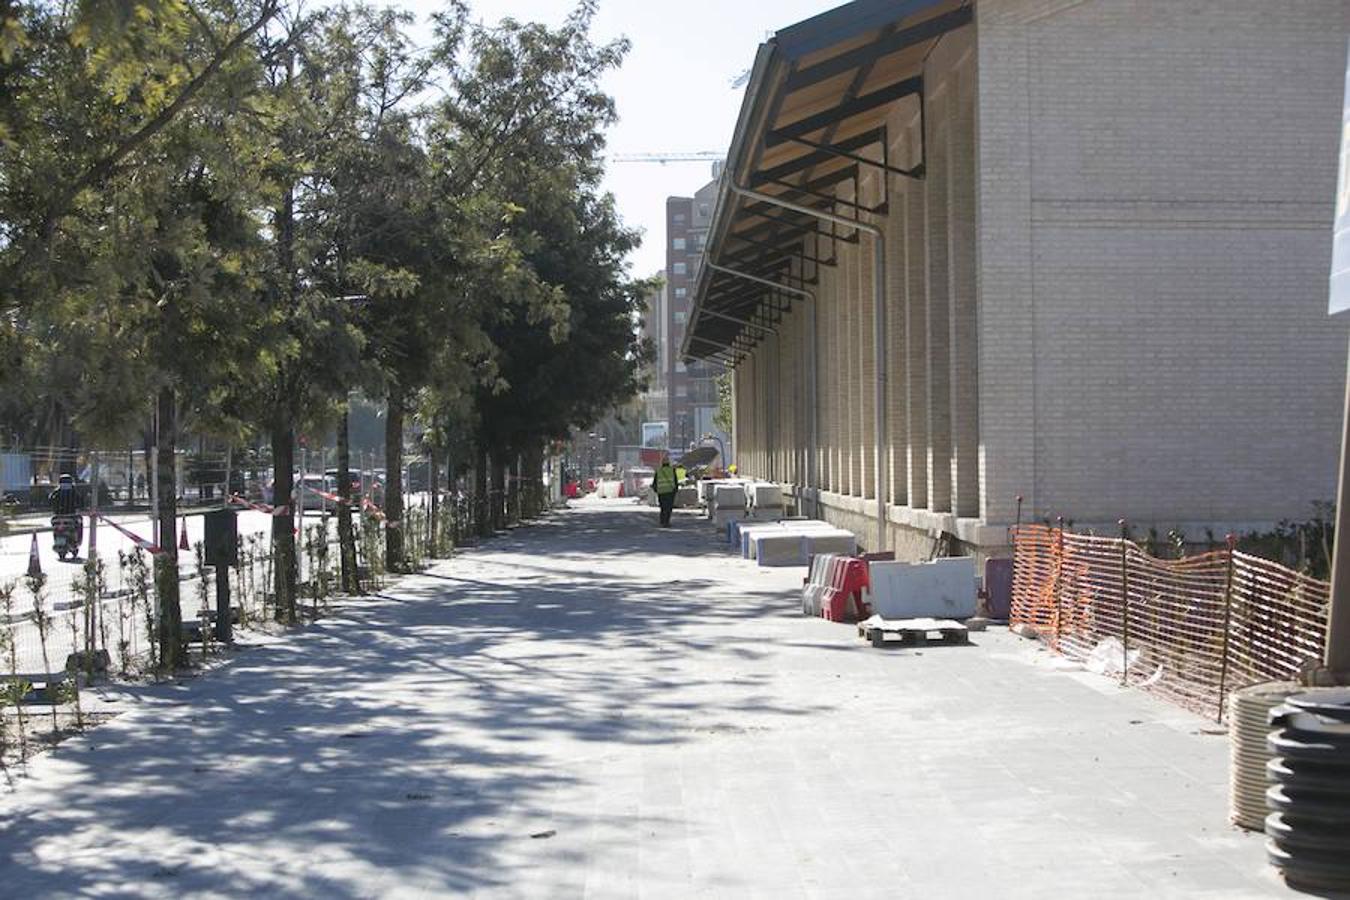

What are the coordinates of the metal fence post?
(1216, 533, 1238, 723)
(1009, 494, 1023, 548)
(1053, 516, 1065, 648)
(1119, 518, 1130, 685)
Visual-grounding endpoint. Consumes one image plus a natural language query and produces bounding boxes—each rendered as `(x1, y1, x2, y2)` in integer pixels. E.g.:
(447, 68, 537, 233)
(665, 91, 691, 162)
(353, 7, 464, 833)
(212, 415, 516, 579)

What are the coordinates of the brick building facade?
(687, 0, 1350, 558)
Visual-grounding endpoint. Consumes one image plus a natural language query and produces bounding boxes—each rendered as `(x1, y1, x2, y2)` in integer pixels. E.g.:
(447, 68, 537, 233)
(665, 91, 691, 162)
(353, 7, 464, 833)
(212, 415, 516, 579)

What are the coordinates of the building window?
(673, 213, 686, 224)
(672, 262, 687, 276)
(699, 204, 710, 218)
(676, 384, 688, 397)
(674, 288, 686, 299)
(695, 233, 707, 249)
(674, 311, 687, 324)
(676, 361, 686, 373)
(673, 238, 686, 251)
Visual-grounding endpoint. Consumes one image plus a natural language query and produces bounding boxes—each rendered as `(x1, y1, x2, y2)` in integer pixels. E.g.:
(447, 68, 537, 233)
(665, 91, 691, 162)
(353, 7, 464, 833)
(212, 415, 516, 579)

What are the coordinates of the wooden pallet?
(857, 615, 970, 648)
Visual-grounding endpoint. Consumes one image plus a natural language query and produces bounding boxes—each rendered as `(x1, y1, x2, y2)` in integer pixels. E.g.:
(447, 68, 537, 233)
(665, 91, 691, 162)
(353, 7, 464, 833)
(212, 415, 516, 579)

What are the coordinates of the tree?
(0, 0, 281, 301)
(1, 0, 283, 669)
(714, 373, 733, 436)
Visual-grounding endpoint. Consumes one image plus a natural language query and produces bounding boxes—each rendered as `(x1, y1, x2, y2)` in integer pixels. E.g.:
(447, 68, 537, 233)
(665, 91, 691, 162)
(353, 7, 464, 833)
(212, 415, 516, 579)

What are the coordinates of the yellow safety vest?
(655, 465, 677, 494)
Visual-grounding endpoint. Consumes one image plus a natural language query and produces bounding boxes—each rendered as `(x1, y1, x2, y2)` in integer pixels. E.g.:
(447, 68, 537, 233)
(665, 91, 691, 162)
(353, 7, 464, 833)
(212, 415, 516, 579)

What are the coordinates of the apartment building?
(666, 175, 732, 460)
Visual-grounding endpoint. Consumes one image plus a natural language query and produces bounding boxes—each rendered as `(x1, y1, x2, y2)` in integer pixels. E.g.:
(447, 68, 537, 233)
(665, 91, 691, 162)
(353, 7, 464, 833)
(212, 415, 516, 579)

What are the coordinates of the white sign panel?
(1332, 42, 1350, 315)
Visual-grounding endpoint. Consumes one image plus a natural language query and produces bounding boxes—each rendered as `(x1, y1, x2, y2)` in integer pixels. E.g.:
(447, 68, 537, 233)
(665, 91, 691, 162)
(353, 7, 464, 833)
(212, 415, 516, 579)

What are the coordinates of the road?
(0, 505, 341, 675)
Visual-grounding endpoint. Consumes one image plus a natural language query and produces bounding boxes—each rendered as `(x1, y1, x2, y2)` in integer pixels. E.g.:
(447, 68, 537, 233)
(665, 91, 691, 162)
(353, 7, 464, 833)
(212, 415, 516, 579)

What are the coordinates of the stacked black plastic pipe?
(1266, 688, 1350, 891)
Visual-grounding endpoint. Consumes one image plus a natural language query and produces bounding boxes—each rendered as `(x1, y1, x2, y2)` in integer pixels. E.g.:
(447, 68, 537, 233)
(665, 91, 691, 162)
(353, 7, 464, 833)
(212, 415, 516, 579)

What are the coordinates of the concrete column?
(830, 257, 843, 493)
(859, 228, 876, 500)
(887, 141, 909, 507)
(905, 133, 929, 510)
(816, 268, 827, 491)
(843, 210, 859, 497)
(925, 88, 953, 513)
(947, 66, 980, 519)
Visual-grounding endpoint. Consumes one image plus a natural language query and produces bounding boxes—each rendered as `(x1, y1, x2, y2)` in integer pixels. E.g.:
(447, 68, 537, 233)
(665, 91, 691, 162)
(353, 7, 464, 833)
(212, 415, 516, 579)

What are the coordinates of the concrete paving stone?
(0, 500, 1307, 898)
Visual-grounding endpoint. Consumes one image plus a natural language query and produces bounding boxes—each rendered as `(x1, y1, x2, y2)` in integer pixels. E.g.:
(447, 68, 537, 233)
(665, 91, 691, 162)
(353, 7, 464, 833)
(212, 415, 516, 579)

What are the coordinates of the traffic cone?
(178, 518, 190, 551)
(27, 533, 42, 578)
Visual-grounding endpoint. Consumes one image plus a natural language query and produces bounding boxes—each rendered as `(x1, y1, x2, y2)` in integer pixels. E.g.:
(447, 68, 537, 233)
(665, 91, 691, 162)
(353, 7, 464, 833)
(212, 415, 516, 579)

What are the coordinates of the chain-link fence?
(1011, 524, 1329, 720)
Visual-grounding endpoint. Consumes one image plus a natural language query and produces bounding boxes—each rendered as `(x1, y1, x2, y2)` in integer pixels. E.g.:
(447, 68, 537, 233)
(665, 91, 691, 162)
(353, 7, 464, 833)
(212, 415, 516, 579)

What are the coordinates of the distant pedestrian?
(652, 453, 678, 527)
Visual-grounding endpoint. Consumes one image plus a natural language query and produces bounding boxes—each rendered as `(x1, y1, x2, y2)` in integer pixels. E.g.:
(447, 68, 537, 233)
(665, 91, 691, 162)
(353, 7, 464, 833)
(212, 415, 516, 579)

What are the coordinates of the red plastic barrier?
(821, 557, 871, 622)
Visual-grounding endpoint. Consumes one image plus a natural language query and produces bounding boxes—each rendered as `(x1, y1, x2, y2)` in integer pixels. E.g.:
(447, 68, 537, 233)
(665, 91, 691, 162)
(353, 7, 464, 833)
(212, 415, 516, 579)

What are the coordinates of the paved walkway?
(0, 500, 1290, 898)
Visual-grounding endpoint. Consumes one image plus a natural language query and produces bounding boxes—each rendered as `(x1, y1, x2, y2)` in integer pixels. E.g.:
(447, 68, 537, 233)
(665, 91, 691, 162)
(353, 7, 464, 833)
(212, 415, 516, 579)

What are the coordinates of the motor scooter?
(51, 514, 83, 561)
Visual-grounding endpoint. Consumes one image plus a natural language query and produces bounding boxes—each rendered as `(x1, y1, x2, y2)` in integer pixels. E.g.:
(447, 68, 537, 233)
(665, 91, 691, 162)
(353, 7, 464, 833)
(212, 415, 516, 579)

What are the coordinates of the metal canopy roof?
(684, 0, 972, 364)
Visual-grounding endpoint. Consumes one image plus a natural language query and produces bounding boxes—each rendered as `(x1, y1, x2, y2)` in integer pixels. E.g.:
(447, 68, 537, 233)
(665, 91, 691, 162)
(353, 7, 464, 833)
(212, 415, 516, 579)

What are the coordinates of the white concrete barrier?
(749, 482, 784, 509)
(756, 532, 810, 566)
(713, 508, 747, 537)
(867, 557, 977, 619)
(739, 520, 836, 556)
(711, 483, 746, 530)
(712, 483, 746, 509)
(802, 531, 857, 559)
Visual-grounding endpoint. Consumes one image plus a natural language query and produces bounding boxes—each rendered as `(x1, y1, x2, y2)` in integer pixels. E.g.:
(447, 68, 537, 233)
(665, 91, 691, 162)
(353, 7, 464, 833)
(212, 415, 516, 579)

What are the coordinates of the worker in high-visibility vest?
(652, 453, 679, 527)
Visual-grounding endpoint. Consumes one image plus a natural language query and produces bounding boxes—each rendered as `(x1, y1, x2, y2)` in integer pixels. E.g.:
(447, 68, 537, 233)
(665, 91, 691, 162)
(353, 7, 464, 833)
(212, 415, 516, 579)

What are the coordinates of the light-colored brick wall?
(977, 0, 1350, 527)
(732, 0, 1346, 555)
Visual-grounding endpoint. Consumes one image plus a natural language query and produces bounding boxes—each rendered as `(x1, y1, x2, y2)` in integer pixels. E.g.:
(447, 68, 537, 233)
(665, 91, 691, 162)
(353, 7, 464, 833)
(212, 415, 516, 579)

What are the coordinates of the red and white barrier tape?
(228, 493, 290, 516)
(311, 488, 346, 505)
(93, 513, 163, 555)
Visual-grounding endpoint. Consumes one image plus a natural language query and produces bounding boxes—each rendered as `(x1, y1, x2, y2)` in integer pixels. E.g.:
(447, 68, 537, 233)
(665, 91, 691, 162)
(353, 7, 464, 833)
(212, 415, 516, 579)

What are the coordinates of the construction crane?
(610, 151, 723, 165)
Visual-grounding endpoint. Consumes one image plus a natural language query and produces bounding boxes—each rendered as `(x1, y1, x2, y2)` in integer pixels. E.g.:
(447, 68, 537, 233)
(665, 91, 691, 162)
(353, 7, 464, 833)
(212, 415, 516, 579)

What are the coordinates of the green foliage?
(2, 0, 652, 647)
(714, 373, 733, 437)
(1236, 501, 1336, 579)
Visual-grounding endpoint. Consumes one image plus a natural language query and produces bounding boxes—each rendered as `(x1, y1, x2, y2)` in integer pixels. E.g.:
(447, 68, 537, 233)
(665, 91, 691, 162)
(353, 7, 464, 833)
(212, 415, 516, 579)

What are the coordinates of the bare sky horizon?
(397, 0, 845, 278)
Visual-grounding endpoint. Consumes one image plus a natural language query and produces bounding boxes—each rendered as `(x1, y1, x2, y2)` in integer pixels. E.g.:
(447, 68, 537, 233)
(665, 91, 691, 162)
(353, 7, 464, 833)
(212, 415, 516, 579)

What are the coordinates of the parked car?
(324, 468, 362, 498)
(297, 474, 331, 511)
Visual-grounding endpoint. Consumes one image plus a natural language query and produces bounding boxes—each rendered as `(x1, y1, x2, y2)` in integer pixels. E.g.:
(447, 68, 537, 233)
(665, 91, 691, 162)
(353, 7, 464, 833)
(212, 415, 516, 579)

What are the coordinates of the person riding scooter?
(49, 474, 83, 560)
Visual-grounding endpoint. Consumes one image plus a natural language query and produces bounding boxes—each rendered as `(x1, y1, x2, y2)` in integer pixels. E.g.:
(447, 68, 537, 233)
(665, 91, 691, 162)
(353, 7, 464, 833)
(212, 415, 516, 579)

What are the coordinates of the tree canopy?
(0, 0, 653, 658)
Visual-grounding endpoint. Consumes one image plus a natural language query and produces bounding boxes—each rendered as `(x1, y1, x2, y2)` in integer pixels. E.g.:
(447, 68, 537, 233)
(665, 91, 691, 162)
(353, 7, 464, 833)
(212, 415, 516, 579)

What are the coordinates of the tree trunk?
(154, 386, 183, 670)
(523, 443, 544, 517)
(384, 385, 405, 572)
(428, 442, 440, 556)
(271, 422, 297, 623)
(475, 447, 490, 538)
(140, 425, 155, 504)
(491, 455, 506, 532)
(509, 454, 521, 524)
(336, 403, 359, 593)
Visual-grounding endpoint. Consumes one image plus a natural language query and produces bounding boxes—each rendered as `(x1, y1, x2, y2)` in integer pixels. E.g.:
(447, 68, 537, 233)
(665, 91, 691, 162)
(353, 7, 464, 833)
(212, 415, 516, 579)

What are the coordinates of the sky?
(398, 0, 846, 278)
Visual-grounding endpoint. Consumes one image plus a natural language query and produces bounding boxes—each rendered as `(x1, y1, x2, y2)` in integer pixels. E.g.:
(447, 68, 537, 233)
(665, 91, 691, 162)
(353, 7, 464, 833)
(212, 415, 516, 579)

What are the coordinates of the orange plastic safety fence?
(1010, 525, 1329, 719)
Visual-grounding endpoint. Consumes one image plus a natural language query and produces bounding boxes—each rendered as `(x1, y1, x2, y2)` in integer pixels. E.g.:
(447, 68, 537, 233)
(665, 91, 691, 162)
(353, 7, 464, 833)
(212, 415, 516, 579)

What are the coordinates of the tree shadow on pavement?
(0, 503, 827, 897)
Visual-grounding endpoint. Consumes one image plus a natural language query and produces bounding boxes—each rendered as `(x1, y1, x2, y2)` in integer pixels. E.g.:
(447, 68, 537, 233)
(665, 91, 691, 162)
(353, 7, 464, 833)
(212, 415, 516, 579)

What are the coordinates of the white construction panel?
(867, 557, 977, 620)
